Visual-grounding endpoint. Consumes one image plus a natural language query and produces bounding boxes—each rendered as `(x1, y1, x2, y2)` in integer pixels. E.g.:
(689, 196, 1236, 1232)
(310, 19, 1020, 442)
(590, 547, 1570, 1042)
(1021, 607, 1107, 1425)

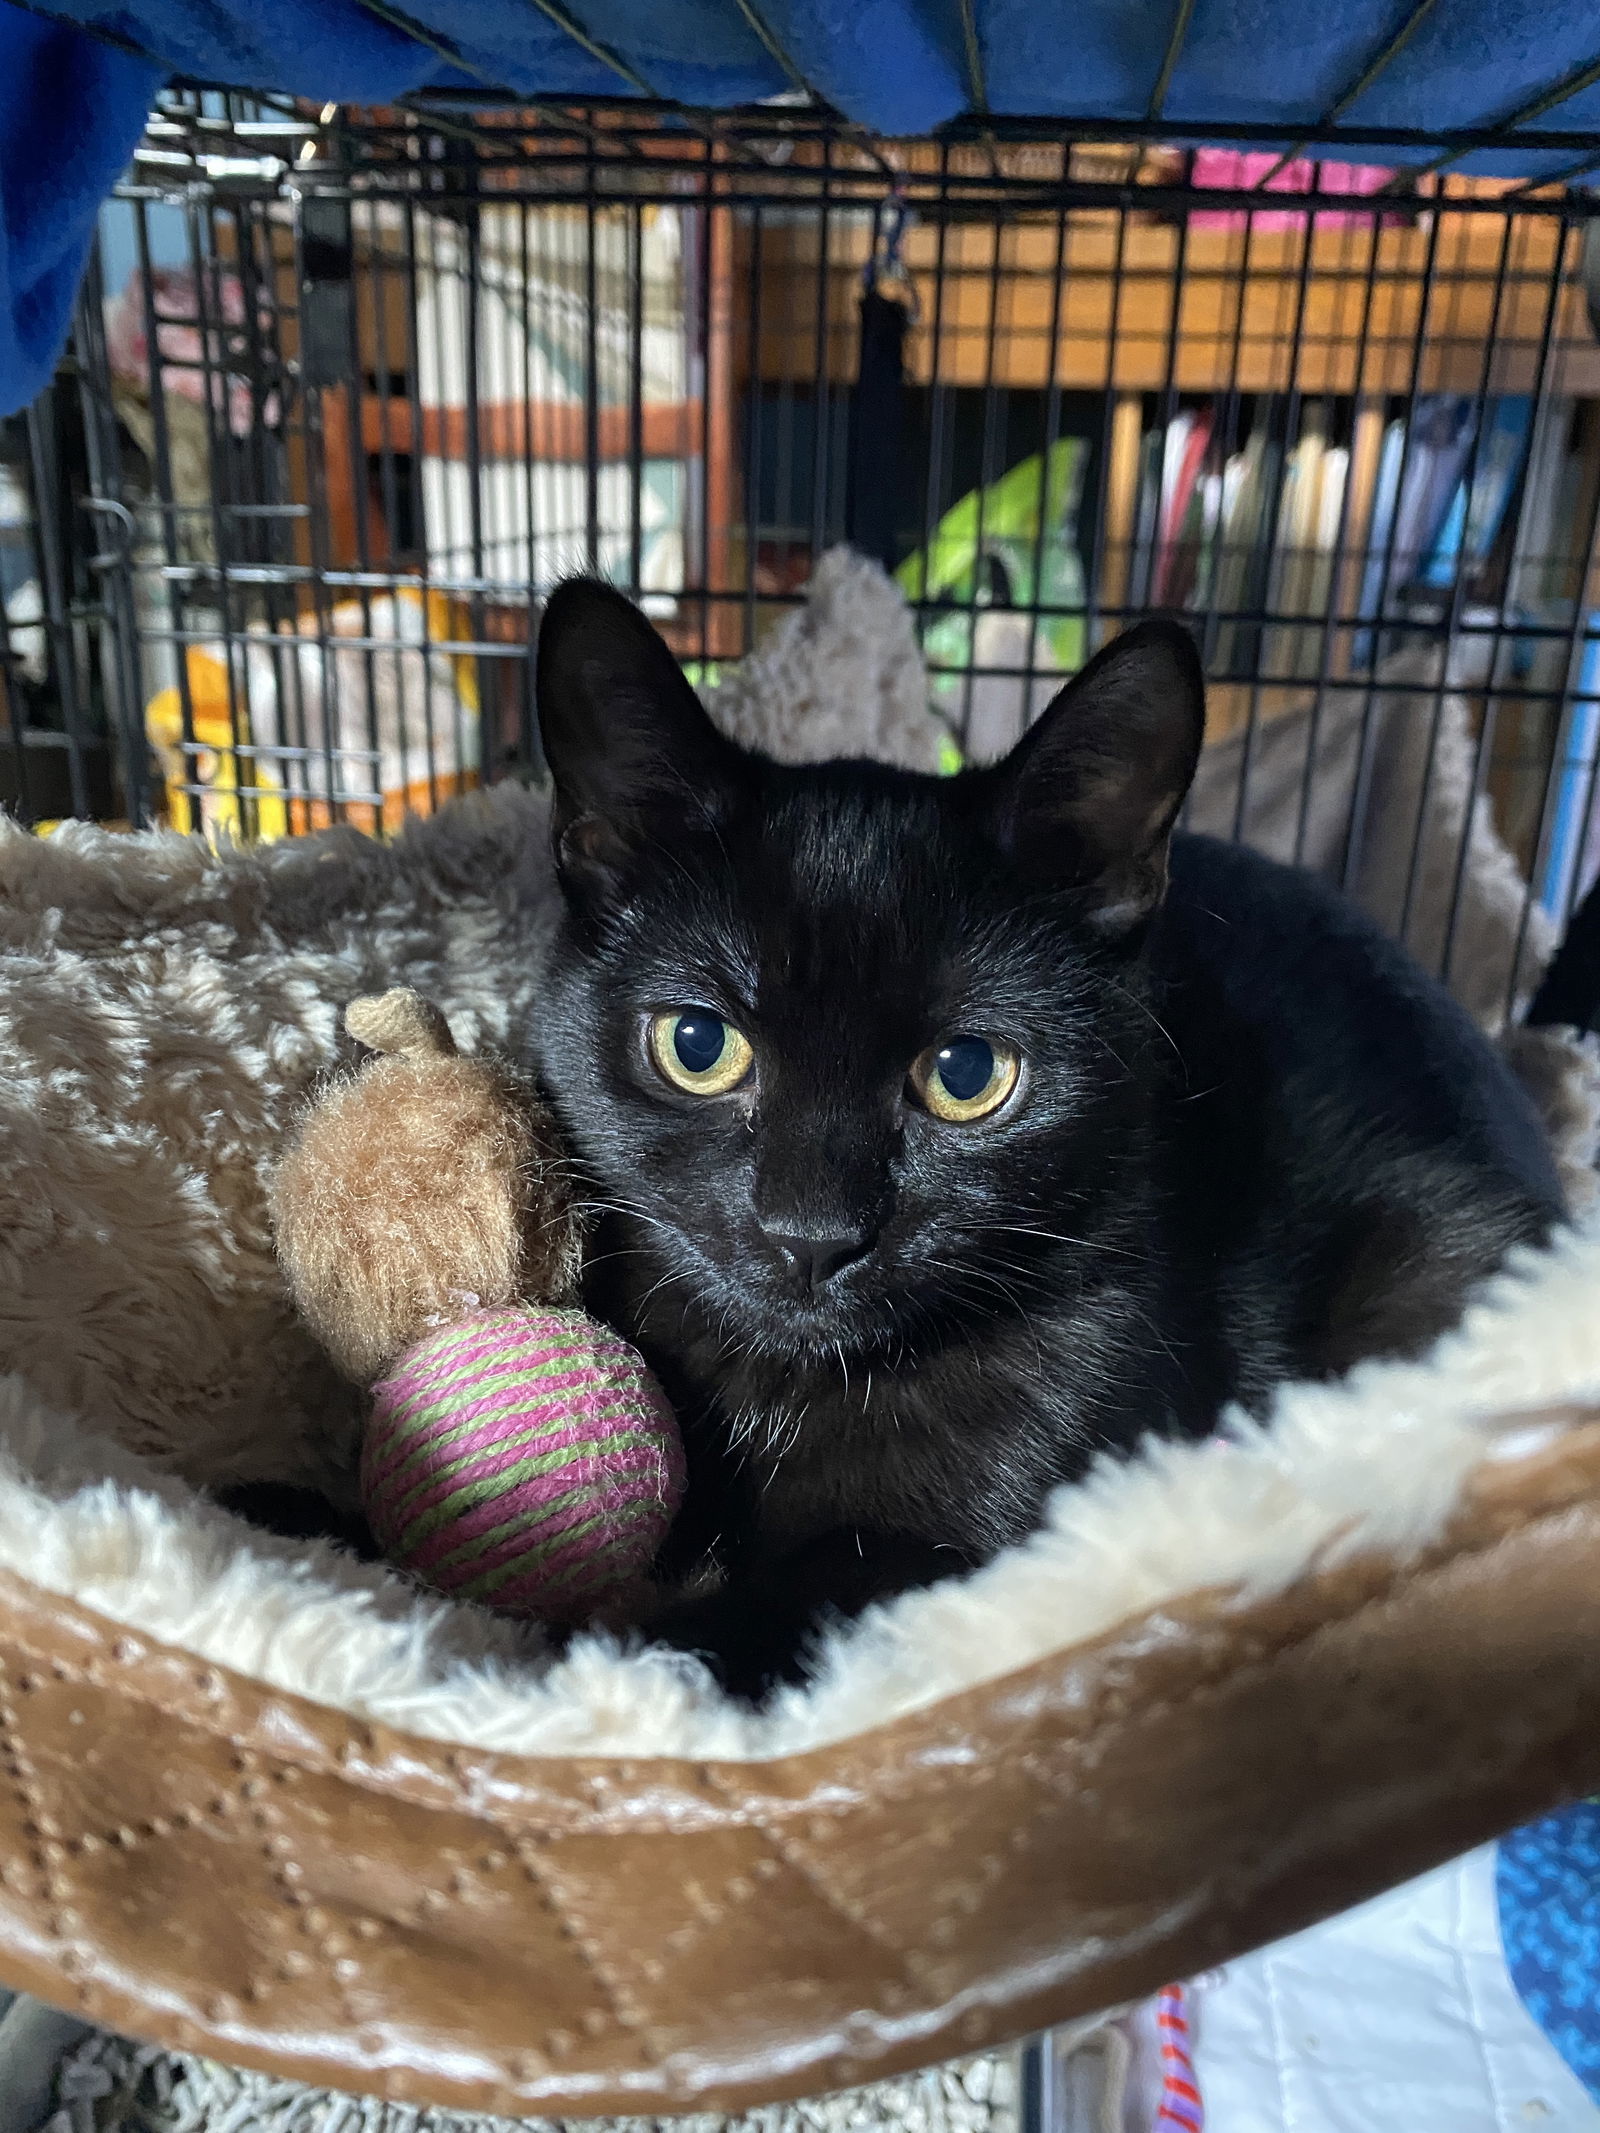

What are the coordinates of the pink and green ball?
(361, 1305, 686, 1621)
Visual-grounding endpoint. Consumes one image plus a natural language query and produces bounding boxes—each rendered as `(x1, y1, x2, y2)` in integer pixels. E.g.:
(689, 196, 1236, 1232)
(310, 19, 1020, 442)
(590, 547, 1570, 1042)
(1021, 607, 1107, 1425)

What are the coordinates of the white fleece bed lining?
(0, 1217, 1597, 1767)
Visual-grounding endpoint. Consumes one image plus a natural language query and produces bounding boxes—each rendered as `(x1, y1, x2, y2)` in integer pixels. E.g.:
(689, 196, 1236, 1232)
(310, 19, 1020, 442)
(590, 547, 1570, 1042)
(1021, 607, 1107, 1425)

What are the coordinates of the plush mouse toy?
(272, 989, 684, 1624)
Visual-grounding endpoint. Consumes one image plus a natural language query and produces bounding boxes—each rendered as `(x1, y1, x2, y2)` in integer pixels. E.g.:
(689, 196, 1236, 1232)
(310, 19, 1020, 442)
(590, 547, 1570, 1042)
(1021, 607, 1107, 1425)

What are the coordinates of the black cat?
(530, 579, 1564, 1698)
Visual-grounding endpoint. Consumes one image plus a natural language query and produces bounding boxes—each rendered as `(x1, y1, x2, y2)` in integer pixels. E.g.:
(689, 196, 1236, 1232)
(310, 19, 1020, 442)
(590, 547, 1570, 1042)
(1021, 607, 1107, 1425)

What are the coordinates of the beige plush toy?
(272, 990, 685, 1622)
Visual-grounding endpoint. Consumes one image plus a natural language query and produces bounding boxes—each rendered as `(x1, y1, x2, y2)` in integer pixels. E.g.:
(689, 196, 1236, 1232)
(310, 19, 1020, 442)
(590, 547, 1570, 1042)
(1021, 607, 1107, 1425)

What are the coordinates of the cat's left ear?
(984, 617, 1204, 931)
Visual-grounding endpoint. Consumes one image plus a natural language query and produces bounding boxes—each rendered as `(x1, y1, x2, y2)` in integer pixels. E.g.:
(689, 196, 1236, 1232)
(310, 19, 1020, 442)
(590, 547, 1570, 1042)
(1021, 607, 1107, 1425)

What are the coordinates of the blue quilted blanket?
(3, 0, 1600, 413)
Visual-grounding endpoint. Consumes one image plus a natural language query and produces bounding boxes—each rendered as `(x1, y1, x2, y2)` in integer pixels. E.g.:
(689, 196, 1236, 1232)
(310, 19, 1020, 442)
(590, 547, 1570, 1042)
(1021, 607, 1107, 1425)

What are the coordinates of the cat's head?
(531, 580, 1204, 1364)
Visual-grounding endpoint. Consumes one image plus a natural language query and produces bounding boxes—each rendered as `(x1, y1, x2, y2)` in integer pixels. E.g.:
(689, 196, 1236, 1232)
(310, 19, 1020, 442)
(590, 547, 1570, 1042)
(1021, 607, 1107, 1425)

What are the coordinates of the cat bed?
(3, 557, 1600, 2117)
(1, 1160, 1600, 2118)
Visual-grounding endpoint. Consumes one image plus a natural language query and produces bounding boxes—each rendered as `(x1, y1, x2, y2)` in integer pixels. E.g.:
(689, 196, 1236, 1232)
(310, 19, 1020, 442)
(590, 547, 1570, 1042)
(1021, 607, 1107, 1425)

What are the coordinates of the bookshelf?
(737, 180, 1600, 812)
(187, 156, 1600, 855)
(748, 212, 1600, 399)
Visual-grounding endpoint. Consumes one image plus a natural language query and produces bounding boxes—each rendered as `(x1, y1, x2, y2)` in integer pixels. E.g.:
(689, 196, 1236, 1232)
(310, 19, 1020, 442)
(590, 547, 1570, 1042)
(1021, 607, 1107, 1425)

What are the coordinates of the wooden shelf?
(353, 395, 707, 465)
(747, 210, 1600, 398)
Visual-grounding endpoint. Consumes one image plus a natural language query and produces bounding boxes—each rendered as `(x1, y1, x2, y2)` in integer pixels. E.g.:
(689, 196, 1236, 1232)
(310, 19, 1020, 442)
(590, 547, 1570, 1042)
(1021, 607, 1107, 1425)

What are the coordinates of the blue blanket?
(5, 0, 1600, 415)
(1500, 1804, 1600, 2104)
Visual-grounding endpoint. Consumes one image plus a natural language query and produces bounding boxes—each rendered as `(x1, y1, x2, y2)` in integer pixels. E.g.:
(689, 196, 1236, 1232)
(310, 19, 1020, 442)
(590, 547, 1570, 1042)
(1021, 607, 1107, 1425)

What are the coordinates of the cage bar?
(0, 93, 1593, 1011)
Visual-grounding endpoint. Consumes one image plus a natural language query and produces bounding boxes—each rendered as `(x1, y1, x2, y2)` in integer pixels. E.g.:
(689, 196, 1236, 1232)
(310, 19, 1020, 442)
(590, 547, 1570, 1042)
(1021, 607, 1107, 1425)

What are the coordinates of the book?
(1211, 422, 1279, 677)
(1129, 425, 1166, 611)
(1187, 150, 1402, 232)
(1275, 436, 1347, 680)
(1387, 395, 1477, 599)
(1353, 417, 1407, 667)
(1507, 397, 1578, 616)
(1541, 611, 1600, 924)
(1155, 405, 1215, 608)
(1263, 416, 1348, 679)
(1419, 397, 1533, 589)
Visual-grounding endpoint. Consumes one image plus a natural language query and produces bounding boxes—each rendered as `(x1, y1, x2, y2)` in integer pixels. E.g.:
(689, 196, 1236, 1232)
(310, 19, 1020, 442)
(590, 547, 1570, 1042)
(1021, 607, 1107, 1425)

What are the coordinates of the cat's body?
(530, 584, 1564, 1695)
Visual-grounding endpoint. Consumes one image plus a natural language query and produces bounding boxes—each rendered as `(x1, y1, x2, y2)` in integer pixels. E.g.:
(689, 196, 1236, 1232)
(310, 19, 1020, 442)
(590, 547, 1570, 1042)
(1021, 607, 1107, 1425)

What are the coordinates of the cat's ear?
(536, 577, 739, 900)
(985, 617, 1204, 931)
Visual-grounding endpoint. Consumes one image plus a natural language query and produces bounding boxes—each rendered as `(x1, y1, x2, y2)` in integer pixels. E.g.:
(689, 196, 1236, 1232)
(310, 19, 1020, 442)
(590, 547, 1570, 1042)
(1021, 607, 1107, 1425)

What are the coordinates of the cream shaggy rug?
(38, 2031, 1019, 2133)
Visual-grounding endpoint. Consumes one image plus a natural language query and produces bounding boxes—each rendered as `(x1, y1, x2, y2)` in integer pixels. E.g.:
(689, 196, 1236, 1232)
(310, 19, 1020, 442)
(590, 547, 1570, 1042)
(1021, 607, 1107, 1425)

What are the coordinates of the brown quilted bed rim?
(0, 1407, 1597, 2118)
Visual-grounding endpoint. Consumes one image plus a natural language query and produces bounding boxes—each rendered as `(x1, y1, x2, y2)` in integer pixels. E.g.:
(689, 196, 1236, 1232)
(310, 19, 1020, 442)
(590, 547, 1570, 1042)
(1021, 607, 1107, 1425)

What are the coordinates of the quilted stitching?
(0, 1431, 1594, 2115)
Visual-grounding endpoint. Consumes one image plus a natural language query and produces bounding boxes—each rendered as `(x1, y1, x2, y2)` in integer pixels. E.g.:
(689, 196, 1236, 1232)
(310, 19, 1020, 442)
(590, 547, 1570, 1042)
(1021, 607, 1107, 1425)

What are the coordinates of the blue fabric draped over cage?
(3, 0, 1600, 415)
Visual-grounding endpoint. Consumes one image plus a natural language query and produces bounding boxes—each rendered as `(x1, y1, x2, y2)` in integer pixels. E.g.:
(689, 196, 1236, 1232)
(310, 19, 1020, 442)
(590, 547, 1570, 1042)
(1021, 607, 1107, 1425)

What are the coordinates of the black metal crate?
(13, 92, 1600, 1020)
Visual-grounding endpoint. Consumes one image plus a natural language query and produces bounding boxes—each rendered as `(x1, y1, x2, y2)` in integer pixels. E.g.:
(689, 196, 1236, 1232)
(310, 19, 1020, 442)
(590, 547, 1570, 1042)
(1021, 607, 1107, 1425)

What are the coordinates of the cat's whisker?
(727, 1402, 763, 1452)
(983, 1222, 1143, 1261)
(924, 1257, 1049, 1382)
(1099, 970, 1182, 1062)
(579, 1244, 663, 1275)
(581, 1217, 683, 1256)
(580, 1196, 681, 1240)
(1122, 1299, 1188, 1374)
(633, 1267, 695, 1318)
(1085, 1032, 1135, 1079)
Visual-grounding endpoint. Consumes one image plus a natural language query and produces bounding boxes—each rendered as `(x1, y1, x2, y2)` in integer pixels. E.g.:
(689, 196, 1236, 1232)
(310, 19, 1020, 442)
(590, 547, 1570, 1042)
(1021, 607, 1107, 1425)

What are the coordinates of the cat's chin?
(713, 1296, 870, 1359)
(689, 1281, 938, 1370)
(651, 1240, 1015, 1369)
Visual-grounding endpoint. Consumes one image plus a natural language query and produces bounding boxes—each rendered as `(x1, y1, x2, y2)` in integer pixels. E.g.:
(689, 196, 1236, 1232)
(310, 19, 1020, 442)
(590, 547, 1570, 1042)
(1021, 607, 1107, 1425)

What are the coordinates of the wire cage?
(9, 89, 1600, 1027)
(0, 60, 1597, 2130)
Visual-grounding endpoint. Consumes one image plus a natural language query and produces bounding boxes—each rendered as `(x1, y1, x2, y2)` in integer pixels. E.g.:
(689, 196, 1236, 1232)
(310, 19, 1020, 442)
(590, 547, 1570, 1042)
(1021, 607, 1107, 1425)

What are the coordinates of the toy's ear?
(983, 617, 1205, 934)
(536, 579, 741, 906)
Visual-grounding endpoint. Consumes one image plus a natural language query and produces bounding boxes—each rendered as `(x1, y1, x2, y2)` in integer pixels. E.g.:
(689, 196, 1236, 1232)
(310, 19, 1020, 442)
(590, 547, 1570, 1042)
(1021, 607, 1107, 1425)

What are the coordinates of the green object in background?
(897, 439, 1088, 717)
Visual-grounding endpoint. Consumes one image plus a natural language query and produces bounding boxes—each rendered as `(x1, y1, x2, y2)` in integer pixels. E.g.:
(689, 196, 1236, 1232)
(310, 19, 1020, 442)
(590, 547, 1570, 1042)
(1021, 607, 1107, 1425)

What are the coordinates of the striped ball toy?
(362, 1304, 686, 1622)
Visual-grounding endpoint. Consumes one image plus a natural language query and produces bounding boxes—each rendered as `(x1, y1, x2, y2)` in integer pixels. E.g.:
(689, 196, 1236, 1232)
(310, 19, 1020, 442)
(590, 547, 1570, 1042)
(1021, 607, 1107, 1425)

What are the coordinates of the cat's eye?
(908, 1033, 1021, 1123)
(648, 1009, 755, 1097)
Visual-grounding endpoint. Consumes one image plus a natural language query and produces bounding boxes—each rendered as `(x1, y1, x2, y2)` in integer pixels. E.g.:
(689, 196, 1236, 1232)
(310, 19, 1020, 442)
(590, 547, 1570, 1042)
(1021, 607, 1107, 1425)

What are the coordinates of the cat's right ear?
(536, 578, 738, 904)
(984, 616, 1205, 933)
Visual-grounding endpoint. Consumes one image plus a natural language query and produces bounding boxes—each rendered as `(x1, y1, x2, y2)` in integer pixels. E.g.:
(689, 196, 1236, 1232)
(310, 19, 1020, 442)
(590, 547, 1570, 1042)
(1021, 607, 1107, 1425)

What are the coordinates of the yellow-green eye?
(648, 1009, 754, 1096)
(909, 1033, 1021, 1123)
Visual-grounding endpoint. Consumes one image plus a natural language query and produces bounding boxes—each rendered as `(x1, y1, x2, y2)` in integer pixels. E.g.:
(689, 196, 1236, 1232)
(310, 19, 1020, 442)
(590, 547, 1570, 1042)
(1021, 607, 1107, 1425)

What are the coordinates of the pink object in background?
(102, 266, 277, 436)
(1154, 1983, 1204, 2131)
(1188, 150, 1400, 230)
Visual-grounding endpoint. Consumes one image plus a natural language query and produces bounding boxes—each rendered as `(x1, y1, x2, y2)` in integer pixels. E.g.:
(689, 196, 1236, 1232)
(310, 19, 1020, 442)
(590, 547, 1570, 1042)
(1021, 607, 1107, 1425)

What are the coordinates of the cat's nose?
(761, 1223, 874, 1291)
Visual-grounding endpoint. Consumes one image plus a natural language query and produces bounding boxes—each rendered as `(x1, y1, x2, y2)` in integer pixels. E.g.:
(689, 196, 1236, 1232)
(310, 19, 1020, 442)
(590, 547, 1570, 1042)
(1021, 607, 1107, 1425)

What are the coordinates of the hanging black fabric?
(1528, 874, 1600, 1037)
(844, 285, 910, 574)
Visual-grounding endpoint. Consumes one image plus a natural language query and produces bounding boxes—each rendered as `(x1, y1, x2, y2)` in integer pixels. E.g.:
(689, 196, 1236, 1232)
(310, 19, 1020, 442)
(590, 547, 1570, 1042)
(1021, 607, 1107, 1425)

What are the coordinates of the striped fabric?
(1155, 1984, 1204, 2133)
(363, 1305, 684, 1620)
